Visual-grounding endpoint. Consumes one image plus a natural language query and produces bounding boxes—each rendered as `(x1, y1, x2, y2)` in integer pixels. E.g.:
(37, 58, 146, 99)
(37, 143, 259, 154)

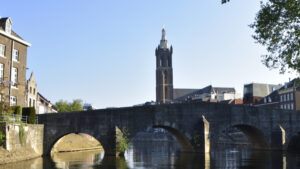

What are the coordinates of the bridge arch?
(48, 132, 104, 155)
(152, 125, 195, 152)
(229, 124, 270, 149)
(287, 133, 300, 153)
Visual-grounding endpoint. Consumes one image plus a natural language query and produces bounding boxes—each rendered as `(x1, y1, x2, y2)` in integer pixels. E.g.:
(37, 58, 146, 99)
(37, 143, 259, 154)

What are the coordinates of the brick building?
(243, 83, 282, 105)
(26, 72, 37, 108)
(155, 27, 173, 103)
(255, 79, 300, 110)
(0, 17, 31, 107)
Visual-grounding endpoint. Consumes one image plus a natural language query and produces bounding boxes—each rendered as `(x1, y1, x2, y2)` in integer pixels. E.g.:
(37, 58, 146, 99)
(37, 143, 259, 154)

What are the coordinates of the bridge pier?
(100, 126, 127, 157)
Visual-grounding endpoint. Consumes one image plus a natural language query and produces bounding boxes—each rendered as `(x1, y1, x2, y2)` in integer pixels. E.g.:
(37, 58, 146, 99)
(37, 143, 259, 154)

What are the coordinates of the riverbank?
(0, 133, 103, 165)
(0, 147, 40, 165)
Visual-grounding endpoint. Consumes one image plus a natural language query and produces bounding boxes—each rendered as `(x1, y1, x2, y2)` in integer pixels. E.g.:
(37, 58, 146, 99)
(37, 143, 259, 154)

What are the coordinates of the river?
(1, 141, 300, 169)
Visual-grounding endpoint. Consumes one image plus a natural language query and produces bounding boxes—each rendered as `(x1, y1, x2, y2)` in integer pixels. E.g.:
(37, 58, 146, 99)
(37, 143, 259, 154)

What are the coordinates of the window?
(5, 22, 11, 34)
(280, 95, 283, 102)
(34, 88, 36, 94)
(166, 59, 168, 67)
(264, 98, 267, 103)
(284, 94, 286, 101)
(291, 93, 294, 101)
(33, 99, 35, 108)
(13, 49, 19, 61)
(284, 104, 286, 109)
(160, 59, 162, 67)
(287, 94, 290, 101)
(0, 63, 4, 81)
(280, 104, 283, 109)
(12, 67, 18, 86)
(0, 44, 5, 57)
(291, 103, 294, 110)
(287, 104, 290, 110)
(30, 87, 32, 93)
(268, 97, 272, 103)
(29, 98, 31, 107)
(10, 96, 16, 106)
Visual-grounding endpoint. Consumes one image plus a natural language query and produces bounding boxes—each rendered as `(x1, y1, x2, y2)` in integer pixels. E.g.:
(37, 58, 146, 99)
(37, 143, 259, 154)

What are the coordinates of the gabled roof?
(0, 17, 31, 46)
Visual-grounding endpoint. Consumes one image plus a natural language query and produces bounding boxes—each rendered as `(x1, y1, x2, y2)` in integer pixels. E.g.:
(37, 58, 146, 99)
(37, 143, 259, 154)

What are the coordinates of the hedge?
(22, 107, 36, 124)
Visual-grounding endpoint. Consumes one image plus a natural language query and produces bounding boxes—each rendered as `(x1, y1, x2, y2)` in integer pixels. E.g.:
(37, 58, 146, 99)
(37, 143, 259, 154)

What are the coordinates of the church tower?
(155, 27, 173, 103)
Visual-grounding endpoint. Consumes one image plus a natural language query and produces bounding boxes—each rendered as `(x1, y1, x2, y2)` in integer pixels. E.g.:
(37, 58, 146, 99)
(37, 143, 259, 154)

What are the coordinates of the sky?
(0, 0, 297, 108)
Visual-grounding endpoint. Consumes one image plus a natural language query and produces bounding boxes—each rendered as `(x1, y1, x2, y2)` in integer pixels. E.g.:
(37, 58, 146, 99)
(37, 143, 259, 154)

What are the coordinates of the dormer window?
(5, 19, 12, 34)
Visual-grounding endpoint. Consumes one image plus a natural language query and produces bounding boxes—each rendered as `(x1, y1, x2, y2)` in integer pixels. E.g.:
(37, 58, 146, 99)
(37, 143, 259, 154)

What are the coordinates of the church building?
(155, 27, 240, 104)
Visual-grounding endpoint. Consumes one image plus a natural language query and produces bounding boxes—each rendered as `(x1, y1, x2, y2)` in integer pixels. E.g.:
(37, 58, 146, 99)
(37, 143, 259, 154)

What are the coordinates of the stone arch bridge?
(37, 102, 300, 156)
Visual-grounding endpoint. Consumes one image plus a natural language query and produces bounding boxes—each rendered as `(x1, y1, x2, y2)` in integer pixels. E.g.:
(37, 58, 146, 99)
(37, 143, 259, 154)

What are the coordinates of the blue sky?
(0, 0, 297, 108)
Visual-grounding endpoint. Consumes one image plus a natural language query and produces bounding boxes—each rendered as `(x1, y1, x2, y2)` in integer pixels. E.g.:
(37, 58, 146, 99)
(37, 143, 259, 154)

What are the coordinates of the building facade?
(37, 92, 57, 114)
(155, 27, 173, 103)
(26, 72, 37, 108)
(243, 83, 282, 105)
(255, 79, 300, 110)
(0, 17, 31, 107)
(173, 85, 240, 103)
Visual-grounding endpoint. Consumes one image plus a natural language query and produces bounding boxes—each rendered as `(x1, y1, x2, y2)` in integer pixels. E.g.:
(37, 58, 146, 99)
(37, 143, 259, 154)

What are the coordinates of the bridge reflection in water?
(2, 141, 300, 169)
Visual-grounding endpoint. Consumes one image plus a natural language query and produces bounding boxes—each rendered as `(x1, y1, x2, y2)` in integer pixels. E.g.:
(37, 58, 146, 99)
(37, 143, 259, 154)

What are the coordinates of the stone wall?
(0, 122, 43, 155)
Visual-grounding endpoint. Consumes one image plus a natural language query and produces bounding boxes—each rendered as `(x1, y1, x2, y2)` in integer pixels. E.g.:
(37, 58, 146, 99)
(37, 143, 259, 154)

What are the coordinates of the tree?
(55, 99, 83, 112)
(222, 0, 300, 74)
(55, 100, 69, 112)
(69, 99, 83, 111)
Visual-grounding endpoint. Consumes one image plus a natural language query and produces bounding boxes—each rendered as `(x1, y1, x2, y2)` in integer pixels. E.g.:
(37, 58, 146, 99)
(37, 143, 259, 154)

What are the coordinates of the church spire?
(160, 25, 168, 49)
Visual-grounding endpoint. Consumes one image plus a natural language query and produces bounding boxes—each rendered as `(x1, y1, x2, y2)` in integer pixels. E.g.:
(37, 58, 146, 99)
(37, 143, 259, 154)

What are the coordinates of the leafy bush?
(0, 131, 5, 147)
(19, 124, 25, 146)
(116, 127, 130, 155)
(12, 106, 22, 115)
(22, 107, 36, 124)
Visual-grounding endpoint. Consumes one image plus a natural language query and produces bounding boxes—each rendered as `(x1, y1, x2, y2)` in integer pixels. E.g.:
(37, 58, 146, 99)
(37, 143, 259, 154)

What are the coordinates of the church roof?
(173, 85, 235, 102)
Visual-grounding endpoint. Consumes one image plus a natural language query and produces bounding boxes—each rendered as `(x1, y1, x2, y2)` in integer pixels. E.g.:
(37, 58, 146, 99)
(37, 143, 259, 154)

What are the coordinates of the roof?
(37, 92, 51, 104)
(0, 17, 31, 46)
(174, 85, 235, 102)
(255, 78, 299, 105)
(173, 88, 199, 99)
(244, 83, 282, 97)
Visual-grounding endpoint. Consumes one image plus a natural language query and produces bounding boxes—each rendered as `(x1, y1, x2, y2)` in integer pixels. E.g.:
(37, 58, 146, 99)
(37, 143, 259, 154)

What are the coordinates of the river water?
(1, 141, 300, 169)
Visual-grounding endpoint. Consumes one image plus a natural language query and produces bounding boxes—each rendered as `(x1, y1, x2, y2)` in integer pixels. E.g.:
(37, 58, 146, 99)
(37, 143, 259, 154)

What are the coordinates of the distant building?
(37, 92, 57, 114)
(243, 83, 282, 105)
(26, 72, 37, 108)
(154, 27, 240, 104)
(155, 27, 173, 103)
(0, 17, 31, 107)
(255, 79, 300, 110)
(83, 103, 96, 110)
(173, 85, 240, 103)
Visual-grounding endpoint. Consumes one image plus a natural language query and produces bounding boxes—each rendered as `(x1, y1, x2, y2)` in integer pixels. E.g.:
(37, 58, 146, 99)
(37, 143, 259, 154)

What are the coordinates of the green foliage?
(55, 99, 83, 112)
(10, 106, 22, 115)
(70, 99, 83, 111)
(19, 124, 25, 146)
(22, 107, 36, 124)
(250, 0, 300, 73)
(0, 131, 5, 147)
(116, 127, 130, 154)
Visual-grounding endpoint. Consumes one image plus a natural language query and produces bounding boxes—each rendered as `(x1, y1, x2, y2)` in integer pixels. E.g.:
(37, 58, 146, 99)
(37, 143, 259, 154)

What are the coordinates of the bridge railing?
(0, 113, 28, 124)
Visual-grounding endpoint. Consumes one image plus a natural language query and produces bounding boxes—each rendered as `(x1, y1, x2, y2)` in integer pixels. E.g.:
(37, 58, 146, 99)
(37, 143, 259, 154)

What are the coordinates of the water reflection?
(2, 142, 300, 169)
